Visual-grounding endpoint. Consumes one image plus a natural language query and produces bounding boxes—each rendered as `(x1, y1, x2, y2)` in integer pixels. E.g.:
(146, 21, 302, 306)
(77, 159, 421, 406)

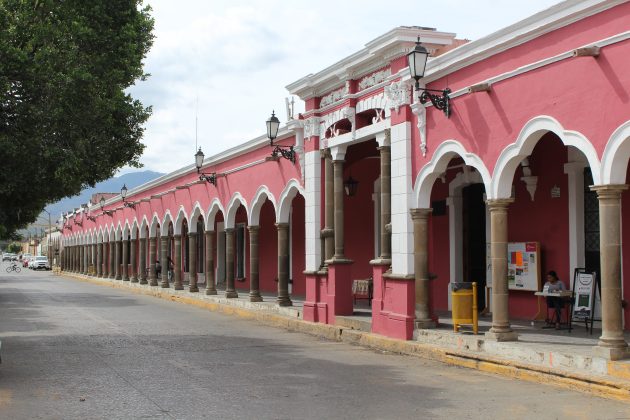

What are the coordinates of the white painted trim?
(189, 202, 206, 231)
(414, 140, 491, 208)
(601, 120, 630, 185)
(492, 116, 600, 199)
(174, 207, 188, 235)
(564, 159, 587, 287)
(225, 193, 248, 230)
(277, 179, 305, 224)
(249, 186, 278, 226)
(160, 211, 173, 236)
(206, 199, 226, 232)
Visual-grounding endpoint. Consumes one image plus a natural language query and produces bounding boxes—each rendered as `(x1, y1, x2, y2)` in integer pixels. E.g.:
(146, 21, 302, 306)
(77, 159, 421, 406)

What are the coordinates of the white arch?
(491, 115, 600, 199)
(131, 219, 139, 240)
(277, 179, 305, 223)
(414, 140, 491, 208)
(225, 193, 248, 229)
(107, 225, 115, 242)
(115, 223, 123, 241)
(123, 221, 131, 239)
(189, 202, 206, 233)
(149, 214, 160, 237)
(249, 185, 277, 226)
(206, 199, 225, 231)
(139, 216, 149, 238)
(160, 211, 173, 236)
(601, 120, 630, 185)
(174, 207, 189, 235)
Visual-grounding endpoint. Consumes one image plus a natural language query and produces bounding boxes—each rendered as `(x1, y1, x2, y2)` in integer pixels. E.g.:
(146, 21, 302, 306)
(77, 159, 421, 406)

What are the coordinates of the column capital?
(173, 234, 181, 239)
(590, 184, 628, 198)
(486, 198, 514, 210)
(224, 227, 234, 233)
(410, 208, 432, 220)
(188, 231, 197, 238)
(330, 145, 347, 161)
(375, 128, 391, 148)
(275, 222, 290, 230)
(247, 225, 260, 233)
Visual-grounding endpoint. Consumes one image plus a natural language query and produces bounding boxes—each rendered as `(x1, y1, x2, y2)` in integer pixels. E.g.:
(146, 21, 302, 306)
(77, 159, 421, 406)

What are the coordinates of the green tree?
(7, 242, 22, 254)
(0, 0, 154, 236)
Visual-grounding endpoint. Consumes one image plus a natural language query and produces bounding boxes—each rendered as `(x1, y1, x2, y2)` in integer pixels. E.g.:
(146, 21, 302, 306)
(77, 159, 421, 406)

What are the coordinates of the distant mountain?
(46, 170, 165, 220)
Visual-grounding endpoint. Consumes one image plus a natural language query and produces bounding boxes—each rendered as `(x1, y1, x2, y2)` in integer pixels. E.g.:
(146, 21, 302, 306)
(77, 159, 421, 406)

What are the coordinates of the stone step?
(335, 314, 372, 332)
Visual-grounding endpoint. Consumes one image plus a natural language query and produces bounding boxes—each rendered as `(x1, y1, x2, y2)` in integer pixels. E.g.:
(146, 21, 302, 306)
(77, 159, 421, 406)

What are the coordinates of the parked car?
(29, 256, 50, 270)
(2, 253, 15, 262)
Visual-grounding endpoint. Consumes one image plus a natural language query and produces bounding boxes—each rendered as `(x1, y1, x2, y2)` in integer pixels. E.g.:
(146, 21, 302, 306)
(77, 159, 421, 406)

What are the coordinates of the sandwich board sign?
(572, 269, 597, 321)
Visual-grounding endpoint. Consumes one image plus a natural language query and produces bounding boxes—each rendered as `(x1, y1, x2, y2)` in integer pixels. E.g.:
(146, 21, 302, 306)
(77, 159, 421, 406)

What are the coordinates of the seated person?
(544, 270, 566, 329)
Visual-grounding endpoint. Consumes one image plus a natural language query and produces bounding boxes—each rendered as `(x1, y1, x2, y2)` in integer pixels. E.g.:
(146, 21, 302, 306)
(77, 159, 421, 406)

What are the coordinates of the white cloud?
(128, 0, 562, 174)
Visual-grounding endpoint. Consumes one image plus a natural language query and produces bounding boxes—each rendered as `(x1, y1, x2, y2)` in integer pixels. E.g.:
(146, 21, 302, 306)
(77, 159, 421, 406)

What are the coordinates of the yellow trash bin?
(451, 282, 478, 334)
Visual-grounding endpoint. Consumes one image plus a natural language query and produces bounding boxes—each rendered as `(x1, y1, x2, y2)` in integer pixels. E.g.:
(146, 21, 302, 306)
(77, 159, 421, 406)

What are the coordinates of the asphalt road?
(1, 267, 629, 420)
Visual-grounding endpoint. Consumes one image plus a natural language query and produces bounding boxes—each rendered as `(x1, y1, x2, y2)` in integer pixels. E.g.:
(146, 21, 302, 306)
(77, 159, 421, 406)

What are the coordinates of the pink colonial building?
(60, 0, 630, 360)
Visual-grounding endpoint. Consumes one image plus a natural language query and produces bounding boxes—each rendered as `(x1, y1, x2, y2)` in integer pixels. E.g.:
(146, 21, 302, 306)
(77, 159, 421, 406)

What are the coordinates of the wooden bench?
(352, 278, 373, 304)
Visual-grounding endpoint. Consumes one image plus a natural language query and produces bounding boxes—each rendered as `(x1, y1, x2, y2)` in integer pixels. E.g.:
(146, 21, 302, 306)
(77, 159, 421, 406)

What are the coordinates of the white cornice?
(419, 0, 626, 83)
(286, 27, 456, 100)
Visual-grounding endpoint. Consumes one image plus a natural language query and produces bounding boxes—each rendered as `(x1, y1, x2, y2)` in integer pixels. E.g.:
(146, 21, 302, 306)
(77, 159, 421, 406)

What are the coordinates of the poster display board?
(507, 242, 540, 291)
(572, 269, 597, 320)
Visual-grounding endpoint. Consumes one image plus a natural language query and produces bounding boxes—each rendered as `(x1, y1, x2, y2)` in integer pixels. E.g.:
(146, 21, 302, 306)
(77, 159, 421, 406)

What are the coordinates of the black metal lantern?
(406, 37, 451, 118)
(195, 147, 217, 185)
(407, 40, 429, 83)
(344, 176, 359, 197)
(266, 111, 295, 163)
(121, 184, 135, 208)
(266, 111, 280, 144)
(100, 196, 113, 216)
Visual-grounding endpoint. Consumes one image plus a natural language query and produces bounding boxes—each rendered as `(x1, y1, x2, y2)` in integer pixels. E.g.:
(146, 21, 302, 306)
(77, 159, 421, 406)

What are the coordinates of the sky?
(128, 0, 563, 175)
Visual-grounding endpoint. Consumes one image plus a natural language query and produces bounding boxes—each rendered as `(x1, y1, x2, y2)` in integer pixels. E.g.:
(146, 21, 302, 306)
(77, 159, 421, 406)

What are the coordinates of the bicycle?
(6, 263, 21, 273)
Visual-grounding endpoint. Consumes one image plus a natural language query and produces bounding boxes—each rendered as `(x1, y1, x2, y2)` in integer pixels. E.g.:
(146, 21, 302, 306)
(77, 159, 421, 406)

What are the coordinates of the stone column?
(379, 143, 392, 261)
(248, 226, 262, 302)
(205, 231, 217, 295)
(160, 235, 169, 288)
(148, 236, 157, 286)
(322, 151, 335, 264)
(411, 208, 433, 328)
(332, 159, 346, 260)
(102, 243, 108, 278)
(486, 199, 517, 341)
(97, 242, 103, 277)
(130, 239, 137, 282)
(115, 240, 122, 280)
(79, 245, 84, 274)
(139, 237, 147, 285)
(189, 232, 199, 292)
(109, 241, 115, 279)
(224, 228, 238, 298)
(173, 234, 183, 290)
(121, 239, 129, 281)
(277, 223, 292, 306)
(592, 185, 629, 360)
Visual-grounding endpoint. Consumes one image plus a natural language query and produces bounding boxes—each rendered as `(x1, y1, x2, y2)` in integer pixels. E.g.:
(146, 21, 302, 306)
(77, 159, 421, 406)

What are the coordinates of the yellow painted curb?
(59, 273, 630, 401)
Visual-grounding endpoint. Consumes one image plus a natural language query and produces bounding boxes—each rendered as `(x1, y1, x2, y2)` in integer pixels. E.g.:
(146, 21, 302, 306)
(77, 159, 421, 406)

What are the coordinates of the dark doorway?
(584, 168, 600, 278)
(462, 183, 486, 311)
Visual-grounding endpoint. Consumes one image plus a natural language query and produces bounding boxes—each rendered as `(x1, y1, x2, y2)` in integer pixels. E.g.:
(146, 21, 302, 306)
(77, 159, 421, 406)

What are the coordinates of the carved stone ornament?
(358, 68, 391, 91)
(410, 102, 427, 157)
(384, 79, 411, 112)
(320, 85, 349, 108)
(343, 107, 356, 139)
(303, 117, 321, 139)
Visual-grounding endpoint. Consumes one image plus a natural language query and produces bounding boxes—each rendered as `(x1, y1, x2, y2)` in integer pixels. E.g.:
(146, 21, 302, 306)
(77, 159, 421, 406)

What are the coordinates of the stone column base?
(205, 288, 217, 295)
(277, 297, 293, 307)
(485, 330, 519, 342)
(415, 318, 435, 329)
(173, 282, 183, 290)
(189, 285, 199, 293)
(249, 294, 263, 302)
(225, 291, 238, 299)
(593, 345, 630, 361)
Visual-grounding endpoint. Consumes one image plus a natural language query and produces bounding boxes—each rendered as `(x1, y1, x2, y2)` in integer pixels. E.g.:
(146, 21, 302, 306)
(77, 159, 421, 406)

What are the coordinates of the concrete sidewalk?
(57, 271, 630, 402)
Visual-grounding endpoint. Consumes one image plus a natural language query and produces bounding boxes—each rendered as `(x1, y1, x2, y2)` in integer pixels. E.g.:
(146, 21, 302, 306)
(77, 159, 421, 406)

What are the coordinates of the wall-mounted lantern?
(195, 148, 217, 186)
(267, 111, 295, 163)
(407, 37, 451, 118)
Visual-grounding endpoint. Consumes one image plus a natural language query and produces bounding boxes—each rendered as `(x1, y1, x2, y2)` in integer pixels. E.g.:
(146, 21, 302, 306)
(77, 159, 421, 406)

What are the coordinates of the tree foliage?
(0, 0, 154, 237)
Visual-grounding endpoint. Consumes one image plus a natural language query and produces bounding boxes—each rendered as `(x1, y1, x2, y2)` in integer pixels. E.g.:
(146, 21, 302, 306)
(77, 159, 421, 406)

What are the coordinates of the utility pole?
(41, 209, 52, 260)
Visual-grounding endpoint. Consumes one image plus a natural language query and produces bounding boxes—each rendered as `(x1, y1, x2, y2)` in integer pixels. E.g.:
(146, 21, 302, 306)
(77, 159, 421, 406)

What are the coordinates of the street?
(0, 268, 628, 419)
